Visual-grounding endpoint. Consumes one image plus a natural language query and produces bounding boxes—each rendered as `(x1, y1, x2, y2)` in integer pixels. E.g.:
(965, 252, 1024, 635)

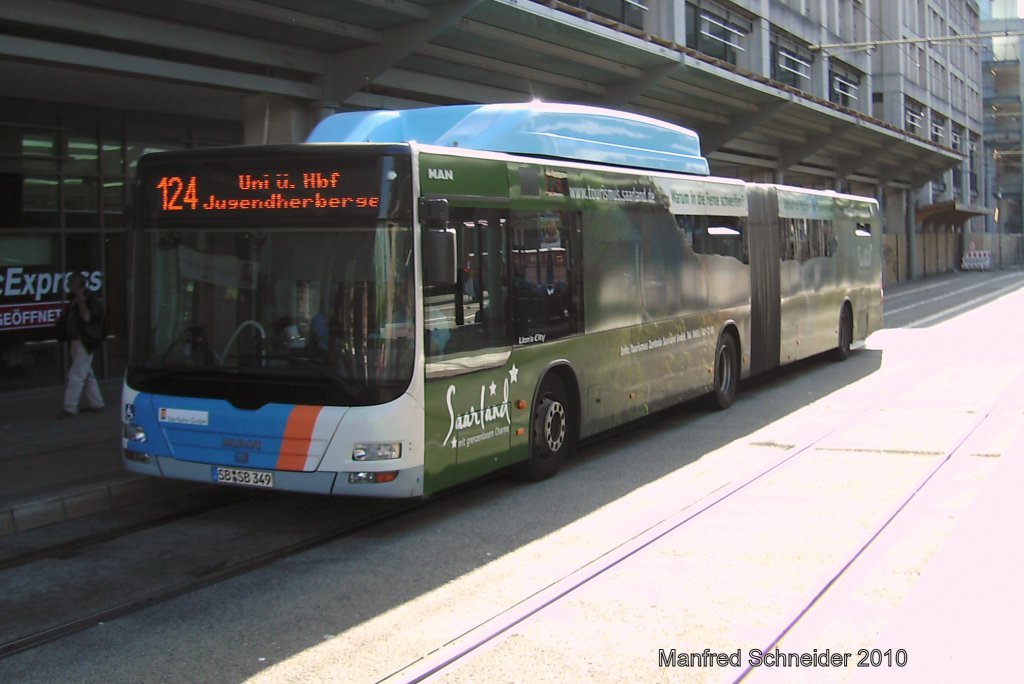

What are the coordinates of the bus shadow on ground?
(2, 349, 884, 682)
(239, 348, 884, 677)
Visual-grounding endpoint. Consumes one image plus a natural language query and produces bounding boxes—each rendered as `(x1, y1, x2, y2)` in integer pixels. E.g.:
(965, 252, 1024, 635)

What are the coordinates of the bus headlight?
(348, 471, 399, 484)
(123, 450, 152, 464)
(124, 424, 147, 443)
(352, 442, 402, 461)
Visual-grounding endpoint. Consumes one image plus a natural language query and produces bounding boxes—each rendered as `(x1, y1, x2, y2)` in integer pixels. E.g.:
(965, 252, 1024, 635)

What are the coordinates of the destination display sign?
(139, 152, 408, 227)
(155, 171, 379, 213)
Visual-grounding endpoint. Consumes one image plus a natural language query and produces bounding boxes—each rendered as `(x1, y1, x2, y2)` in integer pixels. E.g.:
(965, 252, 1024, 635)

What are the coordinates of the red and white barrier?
(962, 250, 991, 271)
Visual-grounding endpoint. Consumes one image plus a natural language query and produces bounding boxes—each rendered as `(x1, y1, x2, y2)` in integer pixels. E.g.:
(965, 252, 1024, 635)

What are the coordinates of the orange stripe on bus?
(276, 405, 323, 471)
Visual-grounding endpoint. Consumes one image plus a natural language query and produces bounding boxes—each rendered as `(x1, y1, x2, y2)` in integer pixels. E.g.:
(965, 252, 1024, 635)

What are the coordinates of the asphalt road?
(1, 270, 1022, 683)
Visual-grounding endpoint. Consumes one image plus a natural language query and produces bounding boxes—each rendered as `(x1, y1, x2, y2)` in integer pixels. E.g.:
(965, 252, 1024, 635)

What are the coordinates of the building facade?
(983, 1, 1024, 243)
(646, 0, 987, 281)
(0, 1, 986, 393)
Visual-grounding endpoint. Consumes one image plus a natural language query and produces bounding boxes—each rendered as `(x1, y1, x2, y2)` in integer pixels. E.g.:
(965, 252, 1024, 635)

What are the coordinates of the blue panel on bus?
(127, 393, 322, 471)
(307, 102, 710, 176)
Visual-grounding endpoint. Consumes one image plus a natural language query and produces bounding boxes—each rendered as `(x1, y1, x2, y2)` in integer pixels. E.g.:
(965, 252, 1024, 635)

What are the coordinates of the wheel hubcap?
(541, 399, 566, 453)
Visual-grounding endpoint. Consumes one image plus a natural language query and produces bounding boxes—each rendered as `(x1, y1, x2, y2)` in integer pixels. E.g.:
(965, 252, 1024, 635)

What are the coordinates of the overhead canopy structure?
(916, 200, 991, 230)
(0, 0, 961, 188)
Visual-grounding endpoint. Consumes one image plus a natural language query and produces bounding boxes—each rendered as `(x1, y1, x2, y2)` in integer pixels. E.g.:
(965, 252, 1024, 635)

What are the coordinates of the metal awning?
(916, 200, 991, 229)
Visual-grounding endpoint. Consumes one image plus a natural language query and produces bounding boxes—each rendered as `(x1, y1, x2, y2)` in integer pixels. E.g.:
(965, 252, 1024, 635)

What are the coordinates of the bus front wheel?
(711, 333, 739, 410)
(520, 374, 575, 481)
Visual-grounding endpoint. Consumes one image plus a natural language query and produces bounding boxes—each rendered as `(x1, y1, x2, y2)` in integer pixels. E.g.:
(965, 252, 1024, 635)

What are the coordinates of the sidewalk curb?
(0, 475, 206, 538)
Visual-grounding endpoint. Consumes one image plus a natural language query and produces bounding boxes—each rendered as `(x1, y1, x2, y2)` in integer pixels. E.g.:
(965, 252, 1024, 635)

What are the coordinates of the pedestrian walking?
(56, 272, 106, 418)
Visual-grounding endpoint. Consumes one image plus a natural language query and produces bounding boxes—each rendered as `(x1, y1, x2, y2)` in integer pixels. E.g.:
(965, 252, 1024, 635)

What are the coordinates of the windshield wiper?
(289, 357, 363, 397)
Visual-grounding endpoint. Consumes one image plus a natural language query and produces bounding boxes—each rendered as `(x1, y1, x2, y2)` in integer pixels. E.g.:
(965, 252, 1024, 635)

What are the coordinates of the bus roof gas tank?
(307, 102, 710, 176)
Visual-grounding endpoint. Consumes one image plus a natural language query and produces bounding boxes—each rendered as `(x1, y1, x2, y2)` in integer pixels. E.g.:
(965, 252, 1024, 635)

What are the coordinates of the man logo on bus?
(428, 168, 454, 181)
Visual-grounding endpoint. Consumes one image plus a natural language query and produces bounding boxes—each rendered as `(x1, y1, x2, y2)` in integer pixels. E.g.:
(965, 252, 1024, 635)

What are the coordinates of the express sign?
(0, 267, 101, 302)
(0, 268, 103, 333)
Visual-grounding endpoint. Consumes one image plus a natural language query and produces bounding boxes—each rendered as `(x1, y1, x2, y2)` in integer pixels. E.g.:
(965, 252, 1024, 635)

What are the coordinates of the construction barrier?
(961, 250, 992, 271)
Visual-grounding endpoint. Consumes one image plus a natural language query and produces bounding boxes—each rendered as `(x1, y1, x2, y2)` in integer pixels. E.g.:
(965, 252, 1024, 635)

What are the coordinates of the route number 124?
(157, 176, 199, 211)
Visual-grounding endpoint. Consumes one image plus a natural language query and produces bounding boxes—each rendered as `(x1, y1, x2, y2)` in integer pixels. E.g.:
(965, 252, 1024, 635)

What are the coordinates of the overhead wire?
(835, 0, 983, 124)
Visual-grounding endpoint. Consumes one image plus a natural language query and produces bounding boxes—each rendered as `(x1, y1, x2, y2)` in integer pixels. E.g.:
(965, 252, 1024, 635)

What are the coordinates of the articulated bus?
(122, 103, 882, 496)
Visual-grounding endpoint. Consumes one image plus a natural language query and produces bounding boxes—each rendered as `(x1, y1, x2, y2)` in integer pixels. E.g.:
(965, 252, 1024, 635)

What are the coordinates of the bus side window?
(781, 218, 808, 262)
(511, 210, 581, 342)
(679, 214, 749, 264)
(425, 208, 509, 359)
(780, 218, 835, 262)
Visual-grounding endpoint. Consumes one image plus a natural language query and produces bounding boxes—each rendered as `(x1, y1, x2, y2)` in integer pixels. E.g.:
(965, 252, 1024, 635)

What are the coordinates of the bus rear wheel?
(833, 306, 853, 361)
(520, 374, 575, 481)
(710, 332, 739, 410)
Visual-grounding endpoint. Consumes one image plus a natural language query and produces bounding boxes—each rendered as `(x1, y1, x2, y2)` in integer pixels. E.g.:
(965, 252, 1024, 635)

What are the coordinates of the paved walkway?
(0, 379, 199, 537)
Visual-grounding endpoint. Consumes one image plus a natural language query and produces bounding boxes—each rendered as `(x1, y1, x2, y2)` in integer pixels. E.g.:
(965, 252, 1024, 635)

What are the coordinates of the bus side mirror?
(419, 197, 448, 229)
(423, 227, 457, 287)
(420, 198, 456, 287)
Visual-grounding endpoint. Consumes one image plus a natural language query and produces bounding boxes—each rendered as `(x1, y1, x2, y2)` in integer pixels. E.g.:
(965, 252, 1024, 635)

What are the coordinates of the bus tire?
(833, 305, 853, 361)
(710, 332, 739, 410)
(520, 374, 575, 481)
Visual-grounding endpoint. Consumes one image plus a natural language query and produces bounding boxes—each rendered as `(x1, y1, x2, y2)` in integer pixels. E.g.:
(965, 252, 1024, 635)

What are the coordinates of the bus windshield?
(128, 226, 414, 407)
(128, 149, 414, 407)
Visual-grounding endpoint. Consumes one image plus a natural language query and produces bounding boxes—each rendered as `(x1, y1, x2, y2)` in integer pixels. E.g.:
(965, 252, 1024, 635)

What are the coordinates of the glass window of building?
(772, 36, 813, 90)
(685, 1, 751, 66)
(0, 100, 241, 391)
(565, 0, 647, 30)
(951, 124, 963, 152)
(829, 61, 861, 108)
(905, 102, 925, 133)
(931, 114, 946, 144)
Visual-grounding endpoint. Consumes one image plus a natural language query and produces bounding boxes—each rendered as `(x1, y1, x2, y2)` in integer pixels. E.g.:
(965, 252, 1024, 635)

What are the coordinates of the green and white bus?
(122, 103, 882, 496)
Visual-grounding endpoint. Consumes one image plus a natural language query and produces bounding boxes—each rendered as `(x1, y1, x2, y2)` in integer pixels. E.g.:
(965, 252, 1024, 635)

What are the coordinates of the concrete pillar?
(960, 156, 970, 206)
(906, 188, 918, 280)
(859, 14, 874, 128)
(645, 0, 687, 44)
(861, 70, 873, 118)
(877, 184, 890, 285)
(312, 100, 341, 124)
(810, 49, 829, 101)
(747, 0, 771, 78)
(243, 94, 312, 145)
